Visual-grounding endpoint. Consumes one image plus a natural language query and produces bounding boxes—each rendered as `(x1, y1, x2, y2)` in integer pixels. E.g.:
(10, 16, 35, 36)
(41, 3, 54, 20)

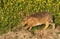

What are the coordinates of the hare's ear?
(25, 12, 30, 17)
(20, 11, 26, 19)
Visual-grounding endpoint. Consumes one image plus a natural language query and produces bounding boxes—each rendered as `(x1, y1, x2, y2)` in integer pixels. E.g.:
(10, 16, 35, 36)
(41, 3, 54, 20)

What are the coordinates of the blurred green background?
(0, 0, 60, 34)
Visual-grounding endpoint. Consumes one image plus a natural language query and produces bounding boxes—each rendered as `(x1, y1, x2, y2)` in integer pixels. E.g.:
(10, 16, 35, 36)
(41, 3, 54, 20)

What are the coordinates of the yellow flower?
(57, 0, 58, 1)
(36, 0, 40, 1)
(58, 12, 60, 15)
(42, 1, 46, 3)
(18, 0, 24, 2)
(53, 9, 55, 11)
(59, 2, 60, 4)
(53, 3, 55, 5)
(5, 19, 7, 21)
(41, 10, 42, 12)
(48, 0, 50, 2)
(1, 17, 3, 20)
(47, 10, 49, 12)
(48, 4, 51, 6)
(14, 16, 16, 19)
(22, 0, 24, 1)
(21, 8, 22, 9)
(20, 0, 24, 2)
(10, 2, 13, 5)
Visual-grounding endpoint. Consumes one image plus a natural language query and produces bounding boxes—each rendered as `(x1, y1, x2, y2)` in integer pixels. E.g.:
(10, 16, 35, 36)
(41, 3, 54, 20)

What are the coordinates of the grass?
(0, 0, 60, 34)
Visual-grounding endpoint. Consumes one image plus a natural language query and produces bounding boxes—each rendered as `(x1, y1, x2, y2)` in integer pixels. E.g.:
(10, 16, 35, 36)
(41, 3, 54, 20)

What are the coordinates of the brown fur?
(21, 11, 55, 30)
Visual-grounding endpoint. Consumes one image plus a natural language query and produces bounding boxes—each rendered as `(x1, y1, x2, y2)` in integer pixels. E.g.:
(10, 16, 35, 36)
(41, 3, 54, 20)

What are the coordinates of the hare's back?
(30, 12, 52, 19)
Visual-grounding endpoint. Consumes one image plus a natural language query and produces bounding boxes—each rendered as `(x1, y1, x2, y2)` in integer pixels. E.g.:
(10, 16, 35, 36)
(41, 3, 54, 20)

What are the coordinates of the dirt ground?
(0, 26, 60, 39)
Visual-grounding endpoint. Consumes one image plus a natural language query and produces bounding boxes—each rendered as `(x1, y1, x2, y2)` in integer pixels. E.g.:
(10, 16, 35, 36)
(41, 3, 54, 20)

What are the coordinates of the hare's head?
(20, 12, 30, 26)
(21, 17, 28, 26)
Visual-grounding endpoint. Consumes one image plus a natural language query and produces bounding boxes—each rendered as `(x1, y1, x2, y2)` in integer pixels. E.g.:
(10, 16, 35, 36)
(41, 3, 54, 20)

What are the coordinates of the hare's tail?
(51, 20, 53, 23)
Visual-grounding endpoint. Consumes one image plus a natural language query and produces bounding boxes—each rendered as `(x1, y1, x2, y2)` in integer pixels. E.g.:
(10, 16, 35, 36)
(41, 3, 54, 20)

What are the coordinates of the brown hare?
(21, 11, 55, 30)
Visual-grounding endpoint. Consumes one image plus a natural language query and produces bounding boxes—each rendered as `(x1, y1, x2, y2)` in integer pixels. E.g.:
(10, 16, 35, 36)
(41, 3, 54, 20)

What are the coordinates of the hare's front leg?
(44, 22, 49, 29)
(29, 27, 33, 30)
(28, 23, 33, 30)
(28, 24, 33, 30)
(22, 26, 29, 30)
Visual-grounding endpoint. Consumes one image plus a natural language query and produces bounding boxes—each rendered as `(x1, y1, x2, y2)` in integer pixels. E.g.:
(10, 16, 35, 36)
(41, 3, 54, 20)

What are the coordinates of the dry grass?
(0, 26, 60, 39)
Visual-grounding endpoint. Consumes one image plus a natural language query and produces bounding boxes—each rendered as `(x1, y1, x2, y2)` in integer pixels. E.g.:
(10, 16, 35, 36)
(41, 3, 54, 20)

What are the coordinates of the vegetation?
(0, 0, 60, 34)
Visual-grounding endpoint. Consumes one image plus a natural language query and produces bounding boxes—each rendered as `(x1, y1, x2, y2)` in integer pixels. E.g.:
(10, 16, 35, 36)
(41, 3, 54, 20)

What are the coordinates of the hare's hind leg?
(50, 23, 55, 30)
(43, 22, 49, 29)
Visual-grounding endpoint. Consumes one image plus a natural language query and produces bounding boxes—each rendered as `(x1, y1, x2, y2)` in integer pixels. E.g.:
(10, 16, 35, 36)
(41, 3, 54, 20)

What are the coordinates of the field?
(0, 0, 60, 34)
